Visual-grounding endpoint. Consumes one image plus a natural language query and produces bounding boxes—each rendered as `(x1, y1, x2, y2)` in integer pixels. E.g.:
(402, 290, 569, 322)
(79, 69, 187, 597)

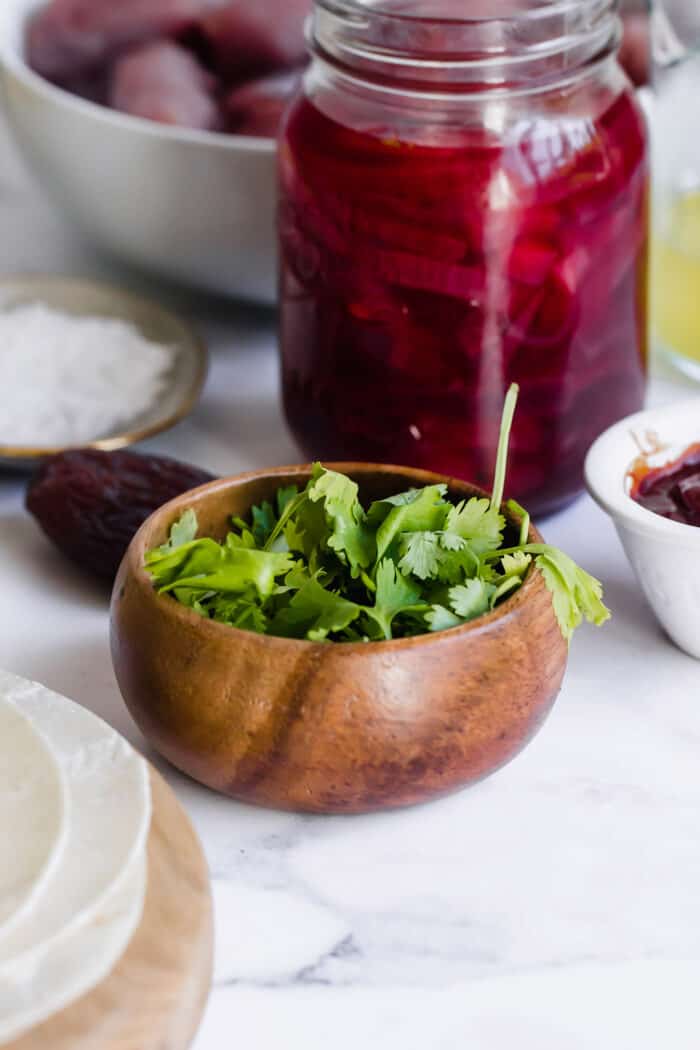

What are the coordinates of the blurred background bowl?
(0, 0, 278, 305)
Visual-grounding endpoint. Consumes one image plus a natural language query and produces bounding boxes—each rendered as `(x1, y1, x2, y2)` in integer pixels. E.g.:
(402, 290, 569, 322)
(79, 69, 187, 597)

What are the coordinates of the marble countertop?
(0, 121, 699, 1050)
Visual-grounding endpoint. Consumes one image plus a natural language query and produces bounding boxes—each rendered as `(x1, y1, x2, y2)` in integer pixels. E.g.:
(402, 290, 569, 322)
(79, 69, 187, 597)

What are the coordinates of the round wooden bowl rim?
(122, 463, 550, 653)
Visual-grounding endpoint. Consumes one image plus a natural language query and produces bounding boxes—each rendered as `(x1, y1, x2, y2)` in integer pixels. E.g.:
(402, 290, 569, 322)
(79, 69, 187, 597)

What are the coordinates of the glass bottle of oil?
(653, 188, 700, 373)
(650, 0, 700, 376)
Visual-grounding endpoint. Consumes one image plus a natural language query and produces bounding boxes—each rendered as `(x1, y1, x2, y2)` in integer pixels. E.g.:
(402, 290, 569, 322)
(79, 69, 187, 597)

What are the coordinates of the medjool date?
(26, 449, 214, 582)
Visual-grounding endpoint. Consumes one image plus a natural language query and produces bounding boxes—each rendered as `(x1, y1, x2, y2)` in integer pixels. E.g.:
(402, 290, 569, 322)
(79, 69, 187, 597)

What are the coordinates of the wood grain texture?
(111, 464, 569, 815)
(6, 770, 213, 1050)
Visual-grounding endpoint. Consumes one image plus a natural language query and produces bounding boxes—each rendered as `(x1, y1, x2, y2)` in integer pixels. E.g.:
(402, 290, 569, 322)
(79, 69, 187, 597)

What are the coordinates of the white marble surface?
(1, 119, 700, 1050)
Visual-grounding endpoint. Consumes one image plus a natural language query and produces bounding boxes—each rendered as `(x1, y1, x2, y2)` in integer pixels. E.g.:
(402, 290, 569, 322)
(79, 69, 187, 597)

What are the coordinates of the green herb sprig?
(145, 385, 610, 643)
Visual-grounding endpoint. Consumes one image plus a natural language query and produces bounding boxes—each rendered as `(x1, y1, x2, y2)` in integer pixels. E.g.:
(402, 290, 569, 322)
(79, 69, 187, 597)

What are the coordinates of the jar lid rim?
(311, 0, 621, 93)
(316, 0, 616, 28)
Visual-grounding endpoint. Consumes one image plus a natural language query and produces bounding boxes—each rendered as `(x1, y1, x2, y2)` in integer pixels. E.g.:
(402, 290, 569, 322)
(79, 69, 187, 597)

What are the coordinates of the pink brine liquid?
(279, 83, 648, 515)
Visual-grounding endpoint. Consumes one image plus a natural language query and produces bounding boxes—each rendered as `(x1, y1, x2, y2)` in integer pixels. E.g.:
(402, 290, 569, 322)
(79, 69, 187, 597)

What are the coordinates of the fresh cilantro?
(250, 500, 277, 547)
(530, 546, 610, 643)
(490, 575, 523, 606)
(444, 498, 504, 555)
(307, 464, 375, 576)
(145, 537, 223, 589)
(145, 385, 610, 644)
(506, 499, 531, 547)
(365, 560, 425, 640)
(490, 382, 519, 513)
(284, 496, 329, 567)
(158, 547, 294, 601)
(501, 552, 532, 578)
(168, 508, 198, 549)
(268, 575, 361, 641)
(374, 484, 448, 562)
(209, 595, 268, 634)
(484, 542, 610, 643)
(398, 531, 443, 580)
(277, 485, 299, 517)
(448, 578, 494, 621)
(425, 605, 464, 632)
(147, 508, 198, 560)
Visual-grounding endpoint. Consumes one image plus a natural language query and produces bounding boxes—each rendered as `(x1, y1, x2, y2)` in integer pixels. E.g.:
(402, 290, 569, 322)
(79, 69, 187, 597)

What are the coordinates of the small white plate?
(0, 276, 208, 471)
(0, 669, 151, 976)
(585, 398, 700, 659)
(0, 698, 68, 938)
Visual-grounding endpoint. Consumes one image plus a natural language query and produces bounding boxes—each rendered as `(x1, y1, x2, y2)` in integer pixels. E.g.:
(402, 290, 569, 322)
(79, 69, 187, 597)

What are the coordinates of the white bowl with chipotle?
(0, 0, 310, 304)
(585, 398, 700, 660)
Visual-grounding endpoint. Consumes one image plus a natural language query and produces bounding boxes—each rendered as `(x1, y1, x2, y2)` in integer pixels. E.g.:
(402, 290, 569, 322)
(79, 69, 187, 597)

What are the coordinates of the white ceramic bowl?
(585, 398, 700, 660)
(0, 0, 278, 304)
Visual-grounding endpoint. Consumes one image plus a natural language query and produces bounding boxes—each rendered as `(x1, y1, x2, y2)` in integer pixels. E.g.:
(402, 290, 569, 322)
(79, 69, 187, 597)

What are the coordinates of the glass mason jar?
(278, 0, 649, 515)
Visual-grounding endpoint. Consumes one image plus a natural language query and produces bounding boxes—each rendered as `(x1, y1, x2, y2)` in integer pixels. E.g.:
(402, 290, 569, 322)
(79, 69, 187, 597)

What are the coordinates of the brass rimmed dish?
(0, 276, 208, 471)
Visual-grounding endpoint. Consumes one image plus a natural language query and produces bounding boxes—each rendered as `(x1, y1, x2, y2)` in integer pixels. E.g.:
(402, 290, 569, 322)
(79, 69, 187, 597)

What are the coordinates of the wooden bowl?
(110, 465, 568, 814)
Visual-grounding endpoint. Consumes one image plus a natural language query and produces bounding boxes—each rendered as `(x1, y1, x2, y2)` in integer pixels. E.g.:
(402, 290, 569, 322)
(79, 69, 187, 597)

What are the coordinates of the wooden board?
(7, 769, 213, 1050)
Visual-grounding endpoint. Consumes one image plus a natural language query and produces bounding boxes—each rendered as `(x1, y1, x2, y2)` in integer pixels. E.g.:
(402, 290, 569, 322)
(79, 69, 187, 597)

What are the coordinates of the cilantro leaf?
(501, 552, 532, 578)
(308, 462, 358, 509)
(250, 500, 277, 547)
(366, 486, 440, 526)
(398, 531, 442, 580)
(374, 485, 449, 562)
(425, 605, 464, 632)
(264, 490, 309, 551)
(365, 559, 424, 640)
(168, 508, 198, 549)
(172, 586, 212, 614)
(283, 563, 312, 592)
(268, 575, 361, 641)
(158, 547, 295, 600)
(485, 542, 611, 642)
(277, 485, 299, 517)
(449, 578, 494, 621)
(145, 536, 223, 589)
(226, 529, 256, 551)
(208, 594, 268, 633)
(307, 464, 375, 575)
(439, 532, 467, 553)
(285, 496, 330, 567)
(534, 548, 610, 644)
(434, 536, 480, 584)
(444, 498, 505, 555)
(146, 508, 198, 560)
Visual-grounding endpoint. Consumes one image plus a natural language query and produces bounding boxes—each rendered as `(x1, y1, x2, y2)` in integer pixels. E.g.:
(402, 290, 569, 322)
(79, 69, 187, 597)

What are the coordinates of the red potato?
(200, 0, 311, 80)
(110, 41, 221, 130)
(27, 0, 222, 84)
(226, 70, 301, 137)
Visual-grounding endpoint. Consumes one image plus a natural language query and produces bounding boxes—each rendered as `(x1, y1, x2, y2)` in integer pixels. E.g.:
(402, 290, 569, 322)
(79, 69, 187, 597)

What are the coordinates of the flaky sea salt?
(0, 303, 176, 446)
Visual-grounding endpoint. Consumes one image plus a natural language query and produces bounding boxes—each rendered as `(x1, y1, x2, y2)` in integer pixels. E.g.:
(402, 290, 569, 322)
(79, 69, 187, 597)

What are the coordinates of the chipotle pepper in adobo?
(631, 443, 700, 526)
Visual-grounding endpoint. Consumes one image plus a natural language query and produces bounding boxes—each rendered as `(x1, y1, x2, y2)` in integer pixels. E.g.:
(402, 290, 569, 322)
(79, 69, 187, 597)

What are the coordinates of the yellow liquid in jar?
(653, 191, 700, 364)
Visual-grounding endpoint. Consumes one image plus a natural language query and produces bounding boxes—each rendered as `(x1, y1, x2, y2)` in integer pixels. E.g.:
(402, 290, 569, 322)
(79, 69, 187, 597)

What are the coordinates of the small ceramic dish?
(585, 398, 700, 660)
(111, 464, 568, 815)
(0, 276, 208, 471)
